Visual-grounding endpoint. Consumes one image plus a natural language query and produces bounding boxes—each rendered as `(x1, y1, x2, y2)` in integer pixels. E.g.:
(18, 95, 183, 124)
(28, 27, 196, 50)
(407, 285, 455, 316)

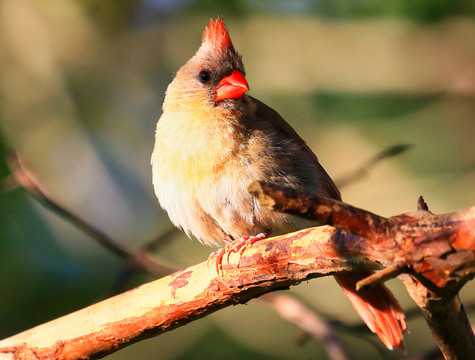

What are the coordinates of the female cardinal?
(151, 18, 406, 351)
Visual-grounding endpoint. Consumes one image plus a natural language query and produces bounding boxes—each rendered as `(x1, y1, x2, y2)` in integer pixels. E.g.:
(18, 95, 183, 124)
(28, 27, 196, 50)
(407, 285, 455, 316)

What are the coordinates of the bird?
(151, 18, 407, 351)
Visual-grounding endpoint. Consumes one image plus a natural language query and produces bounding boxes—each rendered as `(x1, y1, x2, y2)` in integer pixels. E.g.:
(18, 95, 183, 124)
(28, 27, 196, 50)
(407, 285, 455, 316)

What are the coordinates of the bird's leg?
(207, 233, 268, 275)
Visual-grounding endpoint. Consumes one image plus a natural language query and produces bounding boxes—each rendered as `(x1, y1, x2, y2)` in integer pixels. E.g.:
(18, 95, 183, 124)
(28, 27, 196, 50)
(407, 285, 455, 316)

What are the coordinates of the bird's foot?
(226, 233, 267, 261)
(207, 233, 267, 275)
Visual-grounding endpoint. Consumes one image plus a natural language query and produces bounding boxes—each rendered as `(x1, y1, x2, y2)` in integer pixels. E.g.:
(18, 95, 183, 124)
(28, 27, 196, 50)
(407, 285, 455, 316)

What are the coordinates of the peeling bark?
(0, 182, 473, 359)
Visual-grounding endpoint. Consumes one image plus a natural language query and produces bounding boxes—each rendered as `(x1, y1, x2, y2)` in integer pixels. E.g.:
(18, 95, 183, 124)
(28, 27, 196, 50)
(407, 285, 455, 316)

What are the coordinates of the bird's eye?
(198, 70, 211, 83)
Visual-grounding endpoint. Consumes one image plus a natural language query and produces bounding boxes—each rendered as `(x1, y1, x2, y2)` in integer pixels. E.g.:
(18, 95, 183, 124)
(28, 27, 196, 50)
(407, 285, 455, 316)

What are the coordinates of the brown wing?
(250, 96, 341, 201)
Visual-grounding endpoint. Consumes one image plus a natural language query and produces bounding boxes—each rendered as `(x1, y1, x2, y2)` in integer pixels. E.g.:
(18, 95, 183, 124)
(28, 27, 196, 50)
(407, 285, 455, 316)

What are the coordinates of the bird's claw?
(207, 248, 226, 275)
(207, 233, 267, 275)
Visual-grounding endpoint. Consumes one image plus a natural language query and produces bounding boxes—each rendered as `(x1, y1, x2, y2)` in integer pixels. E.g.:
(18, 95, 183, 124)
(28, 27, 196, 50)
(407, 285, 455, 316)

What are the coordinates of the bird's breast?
(152, 109, 244, 189)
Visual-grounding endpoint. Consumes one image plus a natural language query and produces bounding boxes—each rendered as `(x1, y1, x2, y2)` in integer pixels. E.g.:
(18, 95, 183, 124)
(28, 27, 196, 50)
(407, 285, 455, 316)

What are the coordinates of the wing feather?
(250, 96, 341, 201)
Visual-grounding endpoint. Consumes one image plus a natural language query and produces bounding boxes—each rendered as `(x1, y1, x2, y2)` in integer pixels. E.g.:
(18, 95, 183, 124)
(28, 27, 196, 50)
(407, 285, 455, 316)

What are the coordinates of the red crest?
(202, 18, 234, 50)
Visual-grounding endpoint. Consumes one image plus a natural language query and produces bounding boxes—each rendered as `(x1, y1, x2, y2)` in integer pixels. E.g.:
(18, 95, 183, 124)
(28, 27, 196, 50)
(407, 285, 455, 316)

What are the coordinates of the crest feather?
(202, 18, 233, 50)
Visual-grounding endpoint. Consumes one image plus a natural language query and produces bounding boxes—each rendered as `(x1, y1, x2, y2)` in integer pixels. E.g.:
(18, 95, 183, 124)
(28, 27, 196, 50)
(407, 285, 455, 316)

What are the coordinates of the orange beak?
(215, 69, 249, 101)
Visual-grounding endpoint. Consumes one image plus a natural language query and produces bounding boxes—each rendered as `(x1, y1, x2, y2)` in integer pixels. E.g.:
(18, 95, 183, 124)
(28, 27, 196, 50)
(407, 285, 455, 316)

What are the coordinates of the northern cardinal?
(152, 18, 406, 351)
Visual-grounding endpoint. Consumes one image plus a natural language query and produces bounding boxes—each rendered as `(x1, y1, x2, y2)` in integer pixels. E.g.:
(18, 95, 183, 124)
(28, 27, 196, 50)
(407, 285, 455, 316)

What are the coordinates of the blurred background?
(0, 0, 474, 359)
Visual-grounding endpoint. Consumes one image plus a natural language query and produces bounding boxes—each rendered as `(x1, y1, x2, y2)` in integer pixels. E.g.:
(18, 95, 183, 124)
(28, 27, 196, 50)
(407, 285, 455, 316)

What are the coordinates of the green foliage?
(312, 92, 441, 121)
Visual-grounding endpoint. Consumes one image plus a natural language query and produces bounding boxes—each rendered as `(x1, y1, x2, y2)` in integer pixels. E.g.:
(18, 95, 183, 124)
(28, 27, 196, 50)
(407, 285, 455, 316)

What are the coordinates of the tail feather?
(334, 271, 407, 351)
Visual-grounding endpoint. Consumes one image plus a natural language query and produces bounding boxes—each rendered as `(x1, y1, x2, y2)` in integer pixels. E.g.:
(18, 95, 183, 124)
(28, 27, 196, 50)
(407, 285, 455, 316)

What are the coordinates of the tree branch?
(249, 181, 475, 360)
(1, 177, 473, 359)
(0, 226, 382, 359)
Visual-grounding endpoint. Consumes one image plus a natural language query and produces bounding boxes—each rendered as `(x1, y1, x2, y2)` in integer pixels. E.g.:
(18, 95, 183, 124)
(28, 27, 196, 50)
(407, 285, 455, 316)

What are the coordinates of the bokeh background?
(0, 1, 474, 359)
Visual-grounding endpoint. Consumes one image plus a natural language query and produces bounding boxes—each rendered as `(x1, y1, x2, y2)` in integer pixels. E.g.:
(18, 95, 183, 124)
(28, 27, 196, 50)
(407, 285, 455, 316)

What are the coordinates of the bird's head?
(165, 18, 249, 111)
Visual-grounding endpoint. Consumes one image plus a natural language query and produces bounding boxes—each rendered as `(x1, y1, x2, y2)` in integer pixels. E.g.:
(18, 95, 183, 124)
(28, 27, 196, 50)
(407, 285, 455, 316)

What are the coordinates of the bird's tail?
(334, 271, 407, 351)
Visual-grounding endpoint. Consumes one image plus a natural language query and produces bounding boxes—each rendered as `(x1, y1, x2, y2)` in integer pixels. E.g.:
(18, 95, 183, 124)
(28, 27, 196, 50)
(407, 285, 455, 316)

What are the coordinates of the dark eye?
(198, 70, 211, 83)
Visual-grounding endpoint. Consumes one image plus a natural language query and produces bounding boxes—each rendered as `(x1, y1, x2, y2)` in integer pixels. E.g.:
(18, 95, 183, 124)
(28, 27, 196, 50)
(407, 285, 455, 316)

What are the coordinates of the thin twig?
(7, 152, 173, 277)
(335, 144, 413, 188)
(142, 227, 179, 252)
(261, 293, 351, 360)
(356, 264, 406, 291)
(110, 234, 178, 294)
